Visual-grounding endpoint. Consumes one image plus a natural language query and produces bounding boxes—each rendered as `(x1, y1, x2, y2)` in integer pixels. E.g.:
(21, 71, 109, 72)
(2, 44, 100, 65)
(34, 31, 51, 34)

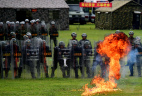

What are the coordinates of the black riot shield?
(0, 41, 3, 78)
(51, 46, 70, 78)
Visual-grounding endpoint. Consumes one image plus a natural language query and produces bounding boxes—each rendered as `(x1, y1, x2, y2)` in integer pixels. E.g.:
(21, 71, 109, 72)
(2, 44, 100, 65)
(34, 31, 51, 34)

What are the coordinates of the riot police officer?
(35, 19, 41, 36)
(49, 21, 58, 47)
(78, 33, 92, 77)
(0, 22, 4, 40)
(25, 19, 30, 32)
(67, 32, 78, 48)
(4, 38, 19, 78)
(82, 41, 92, 78)
(5, 21, 12, 40)
(128, 31, 135, 46)
(29, 20, 37, 37)
(0, 41, 7, 78)
(127, 40, 142, 76)
(39, 40, 49, 78)
(79, 33, 91, 46)
(25, 39, 36, 78)
(39, 22, 48, 40)
(26, 32, 32, 39)
(92, 40, 107, 78)
(15, 21, 20, 40)
(17, 35, 29, 78)
(19, 21, 26, 40)
(51, 41, 67, 78)
(10, 32, 16, 40)
(69, 40, 81, 78)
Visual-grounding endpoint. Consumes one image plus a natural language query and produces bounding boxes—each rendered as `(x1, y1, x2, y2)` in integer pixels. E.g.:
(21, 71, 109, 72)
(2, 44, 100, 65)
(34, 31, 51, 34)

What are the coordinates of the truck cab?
(69, 4, 86, 24)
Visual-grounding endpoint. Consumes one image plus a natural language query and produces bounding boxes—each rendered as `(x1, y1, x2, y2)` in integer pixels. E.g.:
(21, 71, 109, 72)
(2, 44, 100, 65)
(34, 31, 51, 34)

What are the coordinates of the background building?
(0, 0, 69, 30)
(95, 0, 142, 30)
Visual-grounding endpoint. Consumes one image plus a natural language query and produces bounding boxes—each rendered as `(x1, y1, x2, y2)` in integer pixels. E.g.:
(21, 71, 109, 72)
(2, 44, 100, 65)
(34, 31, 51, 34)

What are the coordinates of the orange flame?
(82, 32, 131, 96)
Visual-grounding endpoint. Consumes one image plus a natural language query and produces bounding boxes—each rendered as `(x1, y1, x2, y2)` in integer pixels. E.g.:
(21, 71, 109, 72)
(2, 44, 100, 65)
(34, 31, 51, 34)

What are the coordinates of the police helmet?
(6, 21, 10, 24)
(20, 21, 25, 25)
(134, 40, 140, 45)
(26, 32, 32, 37)
(82, 33, 87, 37)
(72, 40, 78, 45)
(115, 30, 120, 33)
(59, 41, 65, 47)
(36, 19, 40, 22)
(25, 19, 29, 22)
(33, 19, 36, 23)
(11, 38, 17, 44)
(10, 22, 15, 25)
(41, 22, 45, 26)
(1, 41, 6, 46)
(136, 36, 141, 41)
(26, 39, 31, 45)
(84, 41, 90, 46)
(30, 20, 35, 23)
(51, 21, 55, 25)
(16, 21, 19, 24)
(129, 31, 134, 35)
(71, 32, 77, 37)
(10, 32, 16, 37)
(23, 35, 29, 40)
(0, 22, 3, 25)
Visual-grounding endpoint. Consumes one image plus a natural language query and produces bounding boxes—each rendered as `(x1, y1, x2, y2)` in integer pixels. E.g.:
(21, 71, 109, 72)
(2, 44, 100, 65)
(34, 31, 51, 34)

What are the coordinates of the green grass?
(0, 77, 142, 96)
(1, 23, 142, 96)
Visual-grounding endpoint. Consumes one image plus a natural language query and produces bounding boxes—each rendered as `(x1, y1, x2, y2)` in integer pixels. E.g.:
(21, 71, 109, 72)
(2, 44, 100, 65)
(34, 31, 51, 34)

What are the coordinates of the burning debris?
(82, 32, 131, 96)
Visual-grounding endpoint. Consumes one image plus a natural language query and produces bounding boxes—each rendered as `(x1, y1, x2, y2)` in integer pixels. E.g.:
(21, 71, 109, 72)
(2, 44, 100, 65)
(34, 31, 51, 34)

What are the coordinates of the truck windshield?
(83, 8, 89, 12)
(69, 5, 82, 12)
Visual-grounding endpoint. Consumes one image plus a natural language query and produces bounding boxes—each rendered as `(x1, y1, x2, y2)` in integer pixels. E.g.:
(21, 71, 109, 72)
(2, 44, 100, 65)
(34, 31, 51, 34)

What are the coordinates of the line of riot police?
(0, 19, 58, 79)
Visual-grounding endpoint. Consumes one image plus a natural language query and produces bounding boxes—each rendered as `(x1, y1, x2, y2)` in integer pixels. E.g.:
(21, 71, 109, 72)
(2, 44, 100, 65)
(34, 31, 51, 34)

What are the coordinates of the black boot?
(51, 67, 55, 78)
(18, 67, 22, 78)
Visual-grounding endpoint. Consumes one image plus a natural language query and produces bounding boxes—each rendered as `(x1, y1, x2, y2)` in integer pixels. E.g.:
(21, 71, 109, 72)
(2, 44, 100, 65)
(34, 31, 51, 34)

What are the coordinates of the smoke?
(120, 48, 138, 78)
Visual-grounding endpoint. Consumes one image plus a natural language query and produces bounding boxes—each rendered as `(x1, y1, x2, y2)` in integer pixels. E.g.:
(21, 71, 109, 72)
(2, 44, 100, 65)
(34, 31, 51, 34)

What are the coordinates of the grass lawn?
(0, 23, 142, 96)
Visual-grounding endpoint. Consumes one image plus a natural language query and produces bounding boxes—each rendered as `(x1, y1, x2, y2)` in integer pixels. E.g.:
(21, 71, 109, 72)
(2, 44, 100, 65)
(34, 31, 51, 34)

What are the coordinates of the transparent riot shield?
(82, 48, 94, 78)
(40, 40, 52, 78)
(10, 38, 21, 79)
(136, 54, 142, 77)
(2, 41, 9, 79)
(24, 42, 37, 79)
(91, 41, 108, 78)
(0, 41, 3, 78)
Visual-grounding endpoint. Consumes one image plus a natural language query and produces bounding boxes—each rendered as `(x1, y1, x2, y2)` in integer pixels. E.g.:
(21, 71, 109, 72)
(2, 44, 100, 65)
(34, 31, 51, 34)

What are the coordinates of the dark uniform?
(25, 19, 30, 32)
(68, 40, 81, 78)
(39, 23, 48, 40)
(15, 21, 20, 40)
(0, 41, 7, 78)
(67, 32, 78, 48)
(29, 20, 37, 38)
(78, 33, 92, 77)
(38, 40, 49, 78)
(25, 39, 36, 78)
(49, 21, 58, 47)
(19, 21, 26, 40)
(128, 31, 135, 47)
(0, 22, 5, 40)
(127, 40, 142, 76)
(4, 38, 19, 78)
(82, 41, 92, 78)
(5, 22, 12, 40)
(92, 41, 108, 78)
(51, 41, 68, 78)
(35, 19, 41, 36)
